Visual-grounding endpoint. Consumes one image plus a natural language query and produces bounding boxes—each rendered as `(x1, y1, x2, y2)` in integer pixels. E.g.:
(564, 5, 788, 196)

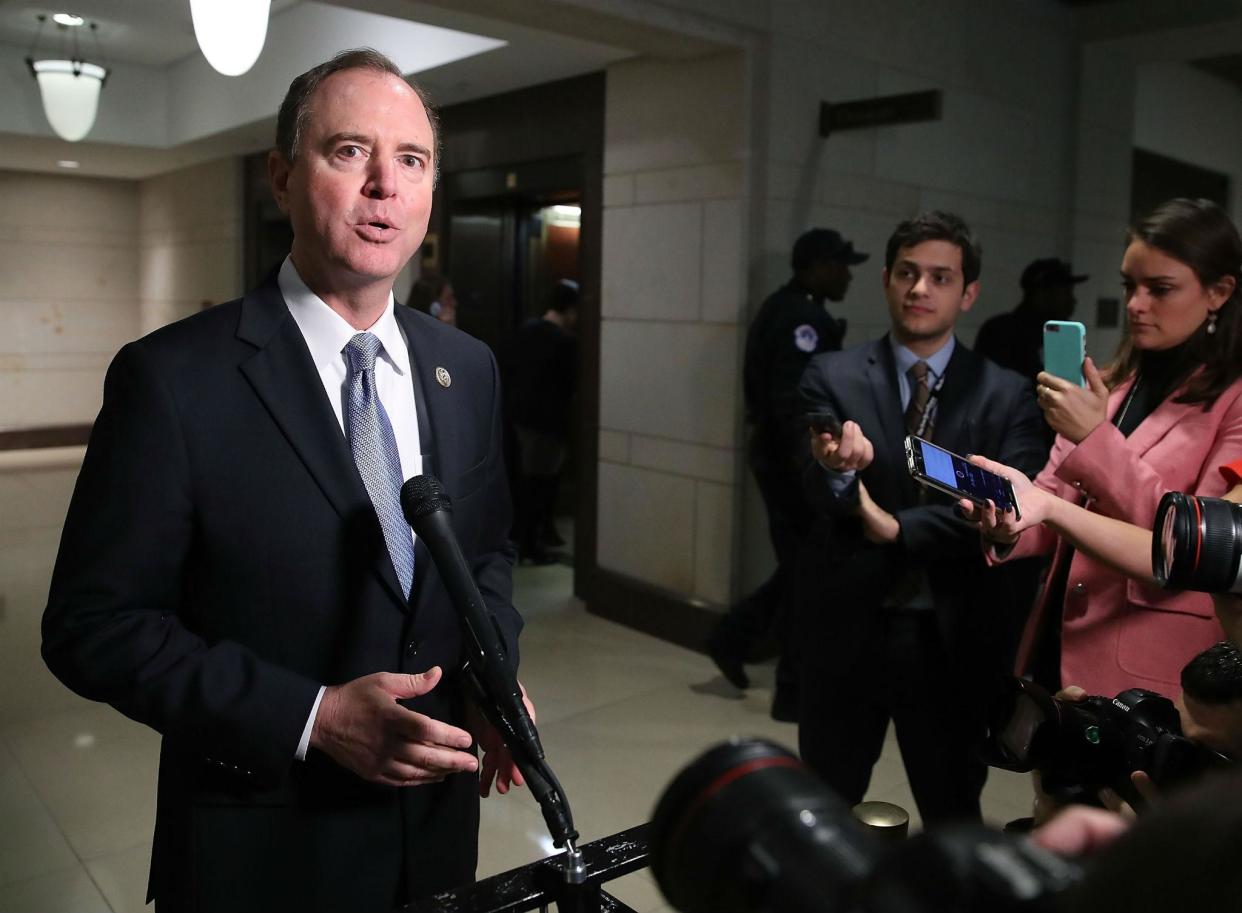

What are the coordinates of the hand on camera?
(1031, 805, 1130, 857)
(1054, 685, 1159, 818)
(810, 419, 874, 473)
(1035, 357, 1109, 444)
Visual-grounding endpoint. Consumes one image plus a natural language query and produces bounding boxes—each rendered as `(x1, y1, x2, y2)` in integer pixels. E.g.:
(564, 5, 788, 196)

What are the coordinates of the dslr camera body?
(983, 678, 1230, 808)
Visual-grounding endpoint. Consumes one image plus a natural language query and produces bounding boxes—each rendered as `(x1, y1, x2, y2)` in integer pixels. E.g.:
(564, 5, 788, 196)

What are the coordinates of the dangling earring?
(1207, 311, 1219, 335)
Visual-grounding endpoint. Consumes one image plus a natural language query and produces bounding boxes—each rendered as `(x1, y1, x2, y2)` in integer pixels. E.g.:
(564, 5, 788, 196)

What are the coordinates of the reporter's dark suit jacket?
(42, 277, 521, 913)
(796, 335, 1046, 690)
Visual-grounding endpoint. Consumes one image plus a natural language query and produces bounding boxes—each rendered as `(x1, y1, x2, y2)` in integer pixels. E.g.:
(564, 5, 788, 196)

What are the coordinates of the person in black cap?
(974, 257, 1088, 385)
(707, 227, 867, 720)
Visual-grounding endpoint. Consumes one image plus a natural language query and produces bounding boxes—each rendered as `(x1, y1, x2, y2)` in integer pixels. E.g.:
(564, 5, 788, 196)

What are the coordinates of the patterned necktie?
(344, 332, 415, 598)
(904, 360, 933, 437)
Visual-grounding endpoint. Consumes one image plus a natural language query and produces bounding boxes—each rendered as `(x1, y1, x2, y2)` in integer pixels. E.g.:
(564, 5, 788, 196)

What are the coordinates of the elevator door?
(447, 199, 580, 355)
(446, 198, 583, 558)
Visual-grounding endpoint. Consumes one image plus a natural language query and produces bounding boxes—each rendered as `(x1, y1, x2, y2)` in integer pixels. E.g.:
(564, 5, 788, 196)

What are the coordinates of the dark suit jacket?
(42, 278, 520, 912)
(796, 336, 1046, 680)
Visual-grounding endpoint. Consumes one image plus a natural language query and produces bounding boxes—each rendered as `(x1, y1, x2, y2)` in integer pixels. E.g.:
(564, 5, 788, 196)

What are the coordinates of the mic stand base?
(400, 823, 650, 913)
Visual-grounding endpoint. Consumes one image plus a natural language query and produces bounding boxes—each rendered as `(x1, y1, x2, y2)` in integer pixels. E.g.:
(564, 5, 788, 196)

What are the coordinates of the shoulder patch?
(793, 323, 819, 353)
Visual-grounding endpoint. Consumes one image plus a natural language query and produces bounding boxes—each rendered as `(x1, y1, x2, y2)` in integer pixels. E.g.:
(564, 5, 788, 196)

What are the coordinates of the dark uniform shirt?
(744, 281, 846, 458)
(508, 318, 576, 436)
(973, 305, 1044, 384)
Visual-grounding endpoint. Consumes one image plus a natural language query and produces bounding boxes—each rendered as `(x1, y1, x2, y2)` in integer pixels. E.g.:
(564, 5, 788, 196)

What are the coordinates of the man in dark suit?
(795, 211, 1045, 824)
(42, 50, 527, 912)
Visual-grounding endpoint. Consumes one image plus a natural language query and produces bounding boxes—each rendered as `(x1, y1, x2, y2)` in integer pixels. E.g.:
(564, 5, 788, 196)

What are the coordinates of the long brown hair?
(1109, 198, 1242, 406)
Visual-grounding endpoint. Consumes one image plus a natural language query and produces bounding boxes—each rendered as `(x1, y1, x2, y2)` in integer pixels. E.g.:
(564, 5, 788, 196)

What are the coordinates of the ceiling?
(0, 0, 301, 67)
(0, 0, 681, 177)
(4, 0, 1242, 179)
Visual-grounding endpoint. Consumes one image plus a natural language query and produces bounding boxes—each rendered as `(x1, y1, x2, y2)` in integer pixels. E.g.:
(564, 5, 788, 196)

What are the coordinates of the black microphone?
(401, 474, 579, 850)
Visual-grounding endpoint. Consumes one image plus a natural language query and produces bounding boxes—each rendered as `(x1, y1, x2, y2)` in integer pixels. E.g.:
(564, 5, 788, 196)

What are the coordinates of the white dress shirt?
(277, 257, 424, 760)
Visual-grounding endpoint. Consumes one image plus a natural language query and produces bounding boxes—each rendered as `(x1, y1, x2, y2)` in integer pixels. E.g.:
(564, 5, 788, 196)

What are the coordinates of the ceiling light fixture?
(57, 159, 81, 168)
(25, 14, 109, 142)
(190, 0, 271, 77)
(51, 13, 84, 27)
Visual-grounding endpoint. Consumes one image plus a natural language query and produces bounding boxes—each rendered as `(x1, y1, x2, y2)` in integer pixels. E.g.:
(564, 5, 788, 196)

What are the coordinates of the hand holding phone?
(905, 435, 1021, 518)
(812, 419, 874, 473)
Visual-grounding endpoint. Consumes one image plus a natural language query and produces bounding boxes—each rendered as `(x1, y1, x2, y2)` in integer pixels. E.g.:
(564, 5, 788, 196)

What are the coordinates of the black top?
(508, 317, 577, 435)
(973, 304, 1045, 384)
(1111, 340, 1198, 437)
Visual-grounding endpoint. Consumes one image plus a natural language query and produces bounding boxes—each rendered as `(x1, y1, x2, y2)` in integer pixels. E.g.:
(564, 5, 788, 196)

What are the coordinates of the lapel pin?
(435, 366, 451, 388)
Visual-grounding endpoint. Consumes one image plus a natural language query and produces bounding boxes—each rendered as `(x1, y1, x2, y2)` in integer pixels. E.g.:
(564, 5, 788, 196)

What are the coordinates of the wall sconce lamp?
(25, 13, 110, 143)
(190, 0, 271, 77)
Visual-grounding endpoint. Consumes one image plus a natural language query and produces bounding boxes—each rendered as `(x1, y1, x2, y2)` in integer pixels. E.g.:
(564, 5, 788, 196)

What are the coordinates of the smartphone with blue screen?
(1043, 320, 1086, 387)
(904, 435, 1021, 517)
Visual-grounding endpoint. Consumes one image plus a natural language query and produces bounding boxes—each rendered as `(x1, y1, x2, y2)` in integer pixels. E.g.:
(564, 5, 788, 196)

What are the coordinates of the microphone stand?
(402, 475, 653, 910)
(398, 822, 651, 913)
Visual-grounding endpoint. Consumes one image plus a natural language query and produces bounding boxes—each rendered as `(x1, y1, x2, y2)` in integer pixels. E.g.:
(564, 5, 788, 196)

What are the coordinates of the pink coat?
(1001, 376, 1242, 698)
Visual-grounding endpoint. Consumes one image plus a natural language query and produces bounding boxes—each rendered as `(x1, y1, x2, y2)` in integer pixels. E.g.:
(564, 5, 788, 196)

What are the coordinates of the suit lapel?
(929, 341, 976, 451)
(866, 338, 905, 453)
(395, 304, 447, 484)
(1114, 379, 1196, 457)
(237, 279, 409, 612)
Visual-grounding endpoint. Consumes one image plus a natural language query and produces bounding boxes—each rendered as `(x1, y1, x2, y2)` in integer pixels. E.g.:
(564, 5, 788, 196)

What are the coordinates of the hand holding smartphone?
(904, 435, 1021, 517)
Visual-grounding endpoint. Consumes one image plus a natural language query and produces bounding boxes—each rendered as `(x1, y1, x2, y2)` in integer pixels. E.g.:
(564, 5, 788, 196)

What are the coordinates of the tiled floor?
(0, 458, 1034, 913)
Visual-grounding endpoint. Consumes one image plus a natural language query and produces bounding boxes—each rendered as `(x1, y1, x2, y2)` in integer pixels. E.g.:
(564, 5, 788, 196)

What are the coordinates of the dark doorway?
(242, 153, 293, 290)
(442, 175, 584, 564)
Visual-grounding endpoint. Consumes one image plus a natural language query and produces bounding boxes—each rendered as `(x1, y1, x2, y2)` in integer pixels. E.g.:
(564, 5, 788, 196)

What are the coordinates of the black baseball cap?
(1021, 258, 1088, 290)
(792, 228, 869, 270)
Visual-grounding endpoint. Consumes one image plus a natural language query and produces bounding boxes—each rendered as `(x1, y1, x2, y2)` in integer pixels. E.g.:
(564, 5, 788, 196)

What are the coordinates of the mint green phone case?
(1043, 320, 1086, 387)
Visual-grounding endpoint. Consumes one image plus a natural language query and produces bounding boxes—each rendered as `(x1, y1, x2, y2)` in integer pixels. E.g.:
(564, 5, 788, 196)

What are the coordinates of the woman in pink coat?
(974, 198, 1242, 699)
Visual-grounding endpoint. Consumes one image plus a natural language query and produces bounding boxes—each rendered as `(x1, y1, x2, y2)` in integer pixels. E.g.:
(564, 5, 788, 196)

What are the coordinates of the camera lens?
(649, 738, 879, 913)
(1153, 492, 1242, 594)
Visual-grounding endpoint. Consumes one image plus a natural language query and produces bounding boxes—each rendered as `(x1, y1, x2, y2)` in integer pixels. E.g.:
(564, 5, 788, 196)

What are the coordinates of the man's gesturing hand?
(310, 667, 478, 787)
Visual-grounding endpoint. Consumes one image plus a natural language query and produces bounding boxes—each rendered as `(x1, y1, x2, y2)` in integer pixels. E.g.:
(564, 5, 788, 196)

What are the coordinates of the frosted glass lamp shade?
(30, 59, 107, 142)
(191, 0, 271, 76)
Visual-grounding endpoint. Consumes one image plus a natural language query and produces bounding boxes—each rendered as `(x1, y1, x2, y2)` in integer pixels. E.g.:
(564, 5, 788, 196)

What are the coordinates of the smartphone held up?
(904, 435, 1021, 518)
(1043, 320, 1086, 387)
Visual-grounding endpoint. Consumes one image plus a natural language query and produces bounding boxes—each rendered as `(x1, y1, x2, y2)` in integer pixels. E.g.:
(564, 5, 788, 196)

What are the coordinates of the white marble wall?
(1070, 40, 1138, 364)
(138, 158, 244, 333)
(0, 158, 245, 432)
(1135, 60, 1242, 221)
(598, 51, 748, 606)
(0, 171, 141, 431)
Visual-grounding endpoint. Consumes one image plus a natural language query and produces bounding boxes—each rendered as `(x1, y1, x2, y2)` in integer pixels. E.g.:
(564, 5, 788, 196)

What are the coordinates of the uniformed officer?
(708, 227, 868, 720)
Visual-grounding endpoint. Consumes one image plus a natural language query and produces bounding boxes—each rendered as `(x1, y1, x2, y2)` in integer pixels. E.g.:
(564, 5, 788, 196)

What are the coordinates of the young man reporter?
(795, 211, 1046, 824)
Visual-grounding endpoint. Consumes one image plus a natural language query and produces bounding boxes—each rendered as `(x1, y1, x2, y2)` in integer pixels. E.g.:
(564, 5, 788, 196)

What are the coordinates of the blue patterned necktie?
(344, 332, 415, 598)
